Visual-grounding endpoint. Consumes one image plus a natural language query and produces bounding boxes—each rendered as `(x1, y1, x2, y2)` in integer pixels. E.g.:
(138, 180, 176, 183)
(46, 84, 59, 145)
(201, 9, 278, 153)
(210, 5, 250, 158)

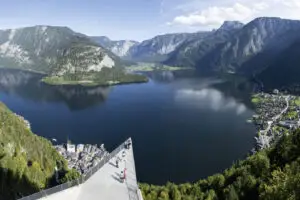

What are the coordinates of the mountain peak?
(218, 21, 244, 31)
(254, 17, 282, 22)
(249, 17, 300, 26)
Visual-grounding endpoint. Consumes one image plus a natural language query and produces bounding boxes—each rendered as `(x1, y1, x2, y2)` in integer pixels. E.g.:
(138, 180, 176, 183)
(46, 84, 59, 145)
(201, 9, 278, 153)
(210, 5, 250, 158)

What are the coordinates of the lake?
(0, 69, 256, 184)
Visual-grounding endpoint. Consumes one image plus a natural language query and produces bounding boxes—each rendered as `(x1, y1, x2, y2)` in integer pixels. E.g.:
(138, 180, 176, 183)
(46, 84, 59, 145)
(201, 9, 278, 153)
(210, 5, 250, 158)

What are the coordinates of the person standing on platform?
(123, 168, 127, 181)
(116, 158, 119, 168)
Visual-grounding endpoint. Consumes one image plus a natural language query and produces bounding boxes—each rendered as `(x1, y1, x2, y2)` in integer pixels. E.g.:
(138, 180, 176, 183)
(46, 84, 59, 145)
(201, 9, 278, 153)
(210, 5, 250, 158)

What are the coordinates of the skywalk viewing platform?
(20, 138, 143, 200)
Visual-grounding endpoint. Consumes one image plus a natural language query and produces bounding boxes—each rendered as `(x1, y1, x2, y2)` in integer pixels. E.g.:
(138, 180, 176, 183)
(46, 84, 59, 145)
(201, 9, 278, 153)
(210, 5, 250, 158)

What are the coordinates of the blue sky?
(0, 0, 300, 41)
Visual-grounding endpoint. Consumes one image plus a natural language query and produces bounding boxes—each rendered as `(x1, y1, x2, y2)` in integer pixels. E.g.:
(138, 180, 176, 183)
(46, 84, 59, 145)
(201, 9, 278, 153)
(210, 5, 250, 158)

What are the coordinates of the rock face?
(204, 17, 300, 74)
(51, 42, 117, 76)
(92, 32, 210, 62)
(218, 21, 244, 31)
(127, 32, 209, 62)
(0, 26, 119, 74)
(91, 36, 139, 57)
(164, 22, 242, 68)
(165, 17, 300, 75)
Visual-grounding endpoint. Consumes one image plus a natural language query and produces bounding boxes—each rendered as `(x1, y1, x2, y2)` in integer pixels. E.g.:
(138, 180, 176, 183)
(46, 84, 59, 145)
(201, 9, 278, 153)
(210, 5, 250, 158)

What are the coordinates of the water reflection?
(142, 70, 196, 82)
(0, 68, 257, 184)
(175, 88, 247, 115)
(0, 69, 111, 110)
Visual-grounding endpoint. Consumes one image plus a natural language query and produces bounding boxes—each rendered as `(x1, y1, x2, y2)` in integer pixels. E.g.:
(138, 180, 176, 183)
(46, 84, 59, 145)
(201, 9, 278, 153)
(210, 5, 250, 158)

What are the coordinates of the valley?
(125, 62, 192, 72)
(1, 17, 300, 90)
(1, 13, 300, 200)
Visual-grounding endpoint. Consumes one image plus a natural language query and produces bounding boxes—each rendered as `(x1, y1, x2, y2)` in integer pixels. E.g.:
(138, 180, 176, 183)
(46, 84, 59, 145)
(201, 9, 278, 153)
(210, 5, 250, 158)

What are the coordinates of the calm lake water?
(0, 69, 256, 184)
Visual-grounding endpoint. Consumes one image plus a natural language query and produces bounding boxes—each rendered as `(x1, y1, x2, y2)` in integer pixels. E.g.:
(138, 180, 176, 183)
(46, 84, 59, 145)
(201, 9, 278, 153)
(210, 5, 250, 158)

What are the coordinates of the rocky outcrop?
(91, 36, 139, 57)
(0, 26, 120, 74)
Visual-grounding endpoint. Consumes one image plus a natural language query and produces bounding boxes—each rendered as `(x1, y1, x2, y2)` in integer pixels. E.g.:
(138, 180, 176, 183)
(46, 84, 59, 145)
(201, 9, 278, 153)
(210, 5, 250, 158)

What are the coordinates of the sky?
(0, 0, 300, 41)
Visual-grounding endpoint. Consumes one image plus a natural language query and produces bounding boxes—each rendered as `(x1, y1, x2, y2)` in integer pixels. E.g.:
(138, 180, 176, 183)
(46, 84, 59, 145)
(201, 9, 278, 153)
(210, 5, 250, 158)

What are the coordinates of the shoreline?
(0, 67, 47, 75)
(125, 67, 194, 73)
(14, 113, 31, 130)
(41, 77, 149, 87)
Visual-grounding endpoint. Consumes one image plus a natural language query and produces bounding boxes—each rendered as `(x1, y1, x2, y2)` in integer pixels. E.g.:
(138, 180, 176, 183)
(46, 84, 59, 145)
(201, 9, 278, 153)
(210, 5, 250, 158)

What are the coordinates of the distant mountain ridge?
(165, 21, 244, 68)
(218, 21, 244, 31)
(0, 25, 120, 74)
(93, 17, 300, 86)
(1, 17, 300, 88)
(163, 17, 300, 83)
(201, 17, 300, 74)
(90, 36, 139, 57)
(91, 32, 210, 63)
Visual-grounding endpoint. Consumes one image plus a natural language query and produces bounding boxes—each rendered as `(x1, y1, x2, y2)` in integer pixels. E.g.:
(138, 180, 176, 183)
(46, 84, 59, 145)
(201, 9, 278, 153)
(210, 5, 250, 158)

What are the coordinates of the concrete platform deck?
(40, 142, 142, 200)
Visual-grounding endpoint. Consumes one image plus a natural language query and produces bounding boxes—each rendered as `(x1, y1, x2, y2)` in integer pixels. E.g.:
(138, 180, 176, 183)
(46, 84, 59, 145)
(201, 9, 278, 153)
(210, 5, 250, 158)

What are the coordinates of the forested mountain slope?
(0, 102, 79, 200)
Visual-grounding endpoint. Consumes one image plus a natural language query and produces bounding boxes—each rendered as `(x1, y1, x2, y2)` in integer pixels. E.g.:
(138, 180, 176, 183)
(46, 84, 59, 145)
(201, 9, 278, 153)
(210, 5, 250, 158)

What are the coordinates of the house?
(273, 89, 279, 95)
(278, 120, 300, 129)
(77, 144, 84, 153)
(67, 144, 76, 153)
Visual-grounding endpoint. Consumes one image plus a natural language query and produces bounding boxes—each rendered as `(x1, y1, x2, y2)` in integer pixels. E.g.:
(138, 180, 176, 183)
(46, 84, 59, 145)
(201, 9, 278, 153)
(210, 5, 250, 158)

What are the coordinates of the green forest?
(43, 67, 148, 86)
(0, 102, 79, 200)
(140, 129, 300, 200)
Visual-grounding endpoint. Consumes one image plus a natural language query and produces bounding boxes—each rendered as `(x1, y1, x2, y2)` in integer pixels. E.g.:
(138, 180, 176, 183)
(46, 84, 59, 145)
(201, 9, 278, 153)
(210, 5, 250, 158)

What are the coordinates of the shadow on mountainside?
(0, 167, 40, 200)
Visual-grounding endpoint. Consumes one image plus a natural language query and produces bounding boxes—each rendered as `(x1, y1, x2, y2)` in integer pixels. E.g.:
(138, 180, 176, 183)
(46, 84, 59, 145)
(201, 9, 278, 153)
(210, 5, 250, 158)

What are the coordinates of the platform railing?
(18, 138, 131, 200)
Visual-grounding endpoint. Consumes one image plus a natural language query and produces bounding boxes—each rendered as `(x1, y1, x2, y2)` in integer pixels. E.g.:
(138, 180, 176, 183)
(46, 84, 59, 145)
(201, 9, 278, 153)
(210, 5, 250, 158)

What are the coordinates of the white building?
(273, 89, 279, 95)
(67, 144, 76, 153)
(77, 144, 84, 153)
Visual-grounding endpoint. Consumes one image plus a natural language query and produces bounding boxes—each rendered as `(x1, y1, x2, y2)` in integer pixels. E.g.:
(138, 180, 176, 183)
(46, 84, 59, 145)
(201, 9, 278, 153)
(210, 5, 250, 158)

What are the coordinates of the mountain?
(90, 36, 111, 47)
(165, 21, 243, 68)
(205, 17, 300, 74)
(0, 26, 148, 86)
(127, 32, 210, 62)
(49, 40, 118, 76)
(218, 21, 244, 31)
(0, 26, 120, 74)
(90, 36, 139, 57)
(92, 32, 210, 63)
(0, 101, 79, 199)
(166, 17, 300, 75)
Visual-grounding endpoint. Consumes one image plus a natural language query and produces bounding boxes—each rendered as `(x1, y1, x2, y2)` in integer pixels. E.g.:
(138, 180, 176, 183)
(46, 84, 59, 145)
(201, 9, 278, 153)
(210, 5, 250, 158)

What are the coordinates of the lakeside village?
(54, 140, 132, 176)
(15, 113, 111, 174)
(55, 142, 109, 174)
(250, 89, 300, 152)
(15, 111, 132, 176)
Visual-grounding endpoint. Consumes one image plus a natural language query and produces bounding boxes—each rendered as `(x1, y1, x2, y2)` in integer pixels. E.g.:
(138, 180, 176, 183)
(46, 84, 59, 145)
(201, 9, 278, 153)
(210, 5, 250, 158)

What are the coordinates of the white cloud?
(275, 0, 300, 8)
(175, 88, 247, 115)
(172, 3, 253, 26)
(253, 2, 269, 10)
(168, 0, 300, 27)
